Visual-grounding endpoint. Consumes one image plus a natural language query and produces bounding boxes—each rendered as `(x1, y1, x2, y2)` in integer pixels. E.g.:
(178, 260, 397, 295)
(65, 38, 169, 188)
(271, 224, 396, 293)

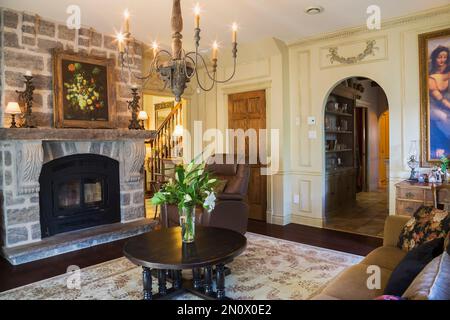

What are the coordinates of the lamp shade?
(173, 125, 184, 137)
(5, 102, 22, 114)
(138, 111, 148, 121)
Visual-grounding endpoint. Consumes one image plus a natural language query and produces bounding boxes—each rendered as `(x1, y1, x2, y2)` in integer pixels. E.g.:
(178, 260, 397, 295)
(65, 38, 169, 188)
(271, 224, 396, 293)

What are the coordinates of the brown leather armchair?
(161, 154, 250, 234)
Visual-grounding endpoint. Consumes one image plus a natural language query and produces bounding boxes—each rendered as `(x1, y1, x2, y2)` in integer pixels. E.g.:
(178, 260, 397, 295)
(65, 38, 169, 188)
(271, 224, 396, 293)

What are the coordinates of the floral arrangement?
(440, 155, 449, 172)
(64, 63, 105, 113)
(151, 160, 217, 212)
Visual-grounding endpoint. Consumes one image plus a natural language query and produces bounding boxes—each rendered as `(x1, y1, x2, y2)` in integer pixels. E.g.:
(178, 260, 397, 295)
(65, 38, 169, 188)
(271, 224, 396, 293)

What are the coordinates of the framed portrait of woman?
(419, 28, 450, 166)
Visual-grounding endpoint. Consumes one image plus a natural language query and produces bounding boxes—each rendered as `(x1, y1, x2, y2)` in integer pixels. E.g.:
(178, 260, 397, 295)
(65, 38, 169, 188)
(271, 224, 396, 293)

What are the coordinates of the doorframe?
(378, 110, 390, 188)
(355, 105, 370, 193)
(220, 81, 272, 221)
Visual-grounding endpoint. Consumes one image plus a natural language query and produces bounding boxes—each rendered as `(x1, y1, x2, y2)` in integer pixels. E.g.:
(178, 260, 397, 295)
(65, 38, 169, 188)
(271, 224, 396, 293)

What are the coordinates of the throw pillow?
(397, 206, 449, 251)
(445, 232, 450, 254)
(403, 252, 450, 300)
(213, 179, 228, 194)
(384, 237, 444, 296)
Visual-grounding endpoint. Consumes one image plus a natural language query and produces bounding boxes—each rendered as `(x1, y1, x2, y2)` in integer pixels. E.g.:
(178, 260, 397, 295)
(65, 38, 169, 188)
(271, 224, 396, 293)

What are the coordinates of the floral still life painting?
(62, 61, 108, 121)
(54, 51, 117, 128)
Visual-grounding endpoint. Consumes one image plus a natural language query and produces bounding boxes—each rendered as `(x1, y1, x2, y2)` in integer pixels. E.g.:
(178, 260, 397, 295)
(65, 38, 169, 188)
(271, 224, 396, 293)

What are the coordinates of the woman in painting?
(428, 45, 450, 159)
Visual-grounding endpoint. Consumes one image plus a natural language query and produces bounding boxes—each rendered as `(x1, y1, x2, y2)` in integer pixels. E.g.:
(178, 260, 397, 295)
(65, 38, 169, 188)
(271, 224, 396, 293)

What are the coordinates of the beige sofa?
(313, 215, 410, 300)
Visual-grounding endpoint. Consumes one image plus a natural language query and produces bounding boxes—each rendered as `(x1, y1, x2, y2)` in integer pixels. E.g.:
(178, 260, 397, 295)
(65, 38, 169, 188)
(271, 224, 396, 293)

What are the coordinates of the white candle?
(232, 22, 238, 43)
(124, 9, 130, 34)
(117, 32, 125, 53)
(194, 3, 201, 28)
(25, 70, 32, 76)
(152, 41, 159, 58)
(212, 41, 218, 60)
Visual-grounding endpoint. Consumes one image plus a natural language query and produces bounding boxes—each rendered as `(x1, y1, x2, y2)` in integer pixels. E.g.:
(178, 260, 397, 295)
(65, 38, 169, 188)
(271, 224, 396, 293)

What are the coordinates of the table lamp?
(5, 102, 22, 128)
(173, 125, 184, 137)
(137, 111, 148, 130)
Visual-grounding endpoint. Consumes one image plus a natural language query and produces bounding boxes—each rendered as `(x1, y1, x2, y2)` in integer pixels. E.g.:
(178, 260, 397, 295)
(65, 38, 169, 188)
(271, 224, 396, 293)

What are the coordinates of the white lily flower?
(184, 194, 192, 202)
(203, 191, 216, 212)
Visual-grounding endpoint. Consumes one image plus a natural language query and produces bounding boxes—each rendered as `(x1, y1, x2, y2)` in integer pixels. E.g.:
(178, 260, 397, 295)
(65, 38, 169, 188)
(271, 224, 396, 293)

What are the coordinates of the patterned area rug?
(0, 233, 362, 300)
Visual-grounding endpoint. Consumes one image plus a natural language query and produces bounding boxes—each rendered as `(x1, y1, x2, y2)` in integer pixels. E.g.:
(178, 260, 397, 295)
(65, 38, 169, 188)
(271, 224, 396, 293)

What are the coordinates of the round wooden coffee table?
(123, 226, 247, 300)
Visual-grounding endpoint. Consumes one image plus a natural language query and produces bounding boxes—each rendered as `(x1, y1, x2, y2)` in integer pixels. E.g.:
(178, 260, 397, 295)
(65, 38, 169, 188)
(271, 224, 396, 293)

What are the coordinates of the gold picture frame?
(154, 101, 174, 130)
(53, 50, 117, 128)
(419, 28, 450, 167)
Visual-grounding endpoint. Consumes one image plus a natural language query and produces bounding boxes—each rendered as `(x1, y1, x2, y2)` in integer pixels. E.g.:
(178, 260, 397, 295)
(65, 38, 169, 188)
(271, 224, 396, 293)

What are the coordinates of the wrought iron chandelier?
(117, 0, 238, 102)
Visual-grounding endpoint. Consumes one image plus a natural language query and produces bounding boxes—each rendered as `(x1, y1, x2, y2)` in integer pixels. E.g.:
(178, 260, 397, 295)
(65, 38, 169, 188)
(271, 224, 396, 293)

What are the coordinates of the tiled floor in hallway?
(324, 189, 389, 238)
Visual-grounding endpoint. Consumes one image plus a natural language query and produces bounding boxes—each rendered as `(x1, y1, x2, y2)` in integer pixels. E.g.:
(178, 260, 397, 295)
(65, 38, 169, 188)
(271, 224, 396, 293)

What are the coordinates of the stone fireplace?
(0, 128, 156, 265)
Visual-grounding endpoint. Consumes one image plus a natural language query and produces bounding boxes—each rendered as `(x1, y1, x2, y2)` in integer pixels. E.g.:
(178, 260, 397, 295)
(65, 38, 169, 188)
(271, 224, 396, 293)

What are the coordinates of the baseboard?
(290, 215, 324, 228)
(268, 214, 291, 226)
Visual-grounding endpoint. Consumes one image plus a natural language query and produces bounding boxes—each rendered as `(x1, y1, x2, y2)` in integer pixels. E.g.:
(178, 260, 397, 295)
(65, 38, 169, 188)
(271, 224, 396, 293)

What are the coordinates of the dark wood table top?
(123, 226, 247, 270)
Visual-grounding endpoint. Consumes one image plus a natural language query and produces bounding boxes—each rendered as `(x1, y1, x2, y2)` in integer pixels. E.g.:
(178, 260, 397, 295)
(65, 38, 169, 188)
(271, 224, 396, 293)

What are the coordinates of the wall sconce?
(5, 102, 22, 128)
(137, 111, 148, 130)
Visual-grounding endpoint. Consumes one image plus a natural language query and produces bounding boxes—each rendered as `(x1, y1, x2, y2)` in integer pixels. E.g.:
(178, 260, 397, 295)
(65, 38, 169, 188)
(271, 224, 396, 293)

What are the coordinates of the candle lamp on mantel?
(5, 102, 22, 128)
(16, 72, 37, 128)
(127, 87, 142, 130)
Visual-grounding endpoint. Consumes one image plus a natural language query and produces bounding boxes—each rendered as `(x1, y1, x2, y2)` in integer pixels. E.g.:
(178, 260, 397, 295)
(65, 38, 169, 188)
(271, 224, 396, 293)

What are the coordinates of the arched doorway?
(323, 77, 389, 238)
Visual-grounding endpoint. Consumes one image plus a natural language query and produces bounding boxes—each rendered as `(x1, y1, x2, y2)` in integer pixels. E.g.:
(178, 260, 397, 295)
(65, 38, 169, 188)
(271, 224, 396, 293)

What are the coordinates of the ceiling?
(2, 0, 449, 49)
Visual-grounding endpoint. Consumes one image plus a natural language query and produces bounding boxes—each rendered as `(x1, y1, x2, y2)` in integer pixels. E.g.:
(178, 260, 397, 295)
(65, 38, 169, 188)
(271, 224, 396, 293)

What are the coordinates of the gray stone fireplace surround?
(0, 128, 156, 265)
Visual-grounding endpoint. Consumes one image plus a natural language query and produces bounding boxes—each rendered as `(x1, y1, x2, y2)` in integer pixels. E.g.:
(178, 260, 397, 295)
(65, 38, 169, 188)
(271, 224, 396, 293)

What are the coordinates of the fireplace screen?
(40, 154, 120, 237)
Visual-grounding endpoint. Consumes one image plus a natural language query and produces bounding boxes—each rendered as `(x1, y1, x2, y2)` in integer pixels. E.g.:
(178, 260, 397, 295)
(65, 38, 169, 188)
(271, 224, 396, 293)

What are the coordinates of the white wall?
(184, 5, 450, 227)
(288, 6, 450, 225)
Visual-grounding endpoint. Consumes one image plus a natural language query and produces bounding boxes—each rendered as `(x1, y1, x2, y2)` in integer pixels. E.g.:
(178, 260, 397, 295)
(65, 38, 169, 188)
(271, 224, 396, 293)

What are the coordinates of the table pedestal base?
(142, 264, 231, 301)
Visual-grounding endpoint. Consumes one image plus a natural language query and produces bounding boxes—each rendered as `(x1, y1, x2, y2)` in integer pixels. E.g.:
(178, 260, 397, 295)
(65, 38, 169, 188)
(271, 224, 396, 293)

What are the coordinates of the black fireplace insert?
(39, 154, 120, 237)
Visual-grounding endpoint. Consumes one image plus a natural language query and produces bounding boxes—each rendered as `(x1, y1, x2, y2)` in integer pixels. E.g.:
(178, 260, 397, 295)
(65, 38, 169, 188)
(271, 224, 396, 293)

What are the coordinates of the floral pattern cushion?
(374, 295, 406, 300)
(397, 206, 450, 252)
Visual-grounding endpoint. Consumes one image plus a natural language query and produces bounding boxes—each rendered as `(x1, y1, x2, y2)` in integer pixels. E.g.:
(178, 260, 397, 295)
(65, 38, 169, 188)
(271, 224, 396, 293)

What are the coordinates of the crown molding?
(288, 4, 450, 48)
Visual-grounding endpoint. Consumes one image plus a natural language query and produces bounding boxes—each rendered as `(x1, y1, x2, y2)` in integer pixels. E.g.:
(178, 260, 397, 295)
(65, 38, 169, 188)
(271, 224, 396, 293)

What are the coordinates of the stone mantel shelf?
(0, 128, 157, 141)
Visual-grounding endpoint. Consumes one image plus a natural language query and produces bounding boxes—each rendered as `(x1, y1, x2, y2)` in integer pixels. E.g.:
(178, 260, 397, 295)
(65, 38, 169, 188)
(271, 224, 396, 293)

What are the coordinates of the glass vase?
(179, 206, 195, 243)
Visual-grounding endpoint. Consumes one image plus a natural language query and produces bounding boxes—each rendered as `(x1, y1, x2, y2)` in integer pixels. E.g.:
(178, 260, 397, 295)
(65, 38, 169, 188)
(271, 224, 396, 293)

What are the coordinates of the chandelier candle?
(116, 0, 238, 102)
(212, 41, 218, 60)
(232, 23, 238, 43)
(124, 9, 130, 34)
(194, 3, 201, 28)
(152, 41, 159, 58)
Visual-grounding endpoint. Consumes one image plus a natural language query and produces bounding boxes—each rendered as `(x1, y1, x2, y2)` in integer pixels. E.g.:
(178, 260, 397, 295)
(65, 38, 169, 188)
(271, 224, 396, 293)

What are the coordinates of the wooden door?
(228, 90, 267, 221)
(378, 111, 390, 187)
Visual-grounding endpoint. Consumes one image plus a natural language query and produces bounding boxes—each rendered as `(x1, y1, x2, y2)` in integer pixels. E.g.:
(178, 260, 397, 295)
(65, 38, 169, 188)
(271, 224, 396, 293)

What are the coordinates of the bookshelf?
(324, 84, 357, 213)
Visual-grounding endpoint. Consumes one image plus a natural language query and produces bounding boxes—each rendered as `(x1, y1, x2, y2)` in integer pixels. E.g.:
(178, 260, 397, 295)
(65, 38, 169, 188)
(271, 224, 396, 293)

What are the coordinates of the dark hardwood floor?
(0, 220, 382, 293)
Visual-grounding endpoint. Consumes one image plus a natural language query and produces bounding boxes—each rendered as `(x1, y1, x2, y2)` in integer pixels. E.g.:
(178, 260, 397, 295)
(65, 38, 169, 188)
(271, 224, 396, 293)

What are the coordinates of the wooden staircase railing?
(147, 102, 183, 185)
